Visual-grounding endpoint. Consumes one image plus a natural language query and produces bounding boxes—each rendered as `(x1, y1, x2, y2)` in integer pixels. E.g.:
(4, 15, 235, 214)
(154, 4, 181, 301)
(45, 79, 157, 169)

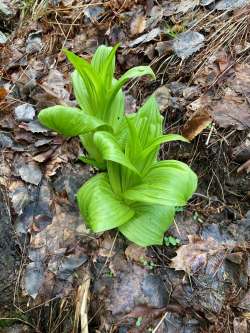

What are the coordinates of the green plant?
(136, 317, 143, 327)
(38, 44, 154, 169)
(76, 96, 197, 246)
(38, 44, 197, 247)
(164, 236, 181, 246)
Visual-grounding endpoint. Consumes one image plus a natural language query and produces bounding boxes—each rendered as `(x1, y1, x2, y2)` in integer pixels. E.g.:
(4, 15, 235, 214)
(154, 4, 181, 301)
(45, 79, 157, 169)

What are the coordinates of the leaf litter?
(0, 0, 250, 331)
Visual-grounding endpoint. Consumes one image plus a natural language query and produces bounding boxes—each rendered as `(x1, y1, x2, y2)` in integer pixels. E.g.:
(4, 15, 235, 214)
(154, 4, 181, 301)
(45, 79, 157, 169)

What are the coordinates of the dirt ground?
(0, 1, 250, 332)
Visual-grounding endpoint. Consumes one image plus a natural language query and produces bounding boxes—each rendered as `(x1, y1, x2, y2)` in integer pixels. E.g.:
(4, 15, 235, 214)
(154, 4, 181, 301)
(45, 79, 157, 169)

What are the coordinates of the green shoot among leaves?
(38, 44, 155, 168)
(164, 236, 181, 246)
(38, 44, 198, 247)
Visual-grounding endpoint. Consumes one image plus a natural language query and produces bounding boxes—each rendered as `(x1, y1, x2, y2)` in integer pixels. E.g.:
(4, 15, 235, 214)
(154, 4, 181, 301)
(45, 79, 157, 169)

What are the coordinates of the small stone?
(14, 103, 35, 122)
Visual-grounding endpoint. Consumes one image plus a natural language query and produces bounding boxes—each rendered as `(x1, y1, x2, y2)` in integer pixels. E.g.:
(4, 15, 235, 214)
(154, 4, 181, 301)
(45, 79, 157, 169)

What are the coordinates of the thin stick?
(152, 311, 169, 333)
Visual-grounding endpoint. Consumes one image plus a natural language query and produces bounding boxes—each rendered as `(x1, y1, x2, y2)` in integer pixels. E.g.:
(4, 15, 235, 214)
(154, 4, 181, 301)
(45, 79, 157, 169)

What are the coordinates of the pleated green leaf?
(125, 96, 162, 167)
(77, 173, 134, 232)
(92, 44, 120, 87)
(93, 131, 139, 174)
(64, 49, 101, 112)
(119, 203, 175, 246)
(38, 106, 106, 137)
(71, 70, 92, 114)
(123, 160, 197, 206)
(111, 66, 156, 101)
(105, 83, 125, 128)
(140, 134, 189, 160)
(91, 45, 113, 74)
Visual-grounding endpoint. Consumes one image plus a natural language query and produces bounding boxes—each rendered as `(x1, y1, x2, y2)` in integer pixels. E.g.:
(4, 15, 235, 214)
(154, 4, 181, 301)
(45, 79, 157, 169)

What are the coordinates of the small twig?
(152, 311, 169, 333)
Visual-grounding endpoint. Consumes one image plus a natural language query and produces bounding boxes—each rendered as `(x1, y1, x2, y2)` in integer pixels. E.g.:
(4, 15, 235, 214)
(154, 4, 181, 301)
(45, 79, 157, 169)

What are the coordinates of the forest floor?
(0, 1, 250, 332)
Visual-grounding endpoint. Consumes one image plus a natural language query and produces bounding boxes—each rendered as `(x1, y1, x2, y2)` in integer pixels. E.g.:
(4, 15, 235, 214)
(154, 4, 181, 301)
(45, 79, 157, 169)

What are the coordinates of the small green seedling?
(141, 259, 156, 270)
(136, 317, 143, 327)
(38, 44, 197, 247)
(164, 236, 181, 247)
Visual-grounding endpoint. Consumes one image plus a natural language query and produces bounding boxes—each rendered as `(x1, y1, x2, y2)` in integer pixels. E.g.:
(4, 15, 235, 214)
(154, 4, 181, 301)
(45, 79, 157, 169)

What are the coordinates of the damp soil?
(0, 187, 19, 316)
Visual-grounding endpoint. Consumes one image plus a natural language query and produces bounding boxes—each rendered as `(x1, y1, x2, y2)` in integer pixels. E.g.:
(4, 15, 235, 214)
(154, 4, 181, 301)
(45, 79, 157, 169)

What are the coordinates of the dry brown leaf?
(182, 108, 212, 141)
(171, 236, 224, 275)
(45, 153, 68, 177)
(154, 86, 171, 112)
(33, 149, 55, 163)
(231, 63, 250, 97)
(125, 244, 147, 263)
(0, 86, 8, 101)
(212, 90, 250, 130)
(30, 202, 82, 252)
(130, 15, 146, 36)
(98, 233, 116, 258)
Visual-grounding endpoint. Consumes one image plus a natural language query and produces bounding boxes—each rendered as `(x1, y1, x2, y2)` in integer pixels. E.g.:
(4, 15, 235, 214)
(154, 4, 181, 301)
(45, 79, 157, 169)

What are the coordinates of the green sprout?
(164, 236, 181, 247)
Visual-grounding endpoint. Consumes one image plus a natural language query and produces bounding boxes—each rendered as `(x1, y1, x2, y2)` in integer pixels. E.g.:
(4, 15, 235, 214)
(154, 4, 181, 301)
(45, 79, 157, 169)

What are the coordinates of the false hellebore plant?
(38, 44, 197, 246)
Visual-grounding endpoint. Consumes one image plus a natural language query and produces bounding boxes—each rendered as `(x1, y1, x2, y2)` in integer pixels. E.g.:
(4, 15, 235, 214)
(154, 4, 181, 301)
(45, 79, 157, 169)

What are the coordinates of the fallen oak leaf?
(182, 108, 212, 141)
(170, 235, 225, 275)
(125, 244, 148, 263)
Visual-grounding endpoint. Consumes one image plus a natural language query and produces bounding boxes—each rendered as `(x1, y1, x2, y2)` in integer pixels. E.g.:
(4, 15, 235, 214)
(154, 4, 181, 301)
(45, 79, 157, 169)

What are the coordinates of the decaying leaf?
(9, 180, 29, 215)
(125, 244, 147, 263)
(42, 69, 70, 103)
(173, 31, 205, 60)
(171, 236, 224, 274)
(129, 27, 160, 47)
(130, 15, 146, 36)
(19, 120, 48, 133)
(212, 90, 250, 130)
(182, 108, 212, 140)
(98, 233, 116, 258)
(176, 0, 200, 14)
(154, 85, 171, 112)
(231, 63, 250, 98)
(19, 162, 42, 185)
(30, 202, 82, 251)
(215, 0, 250, 11)
(24, 262, 44, 299)
(237, 290, 250, 311)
